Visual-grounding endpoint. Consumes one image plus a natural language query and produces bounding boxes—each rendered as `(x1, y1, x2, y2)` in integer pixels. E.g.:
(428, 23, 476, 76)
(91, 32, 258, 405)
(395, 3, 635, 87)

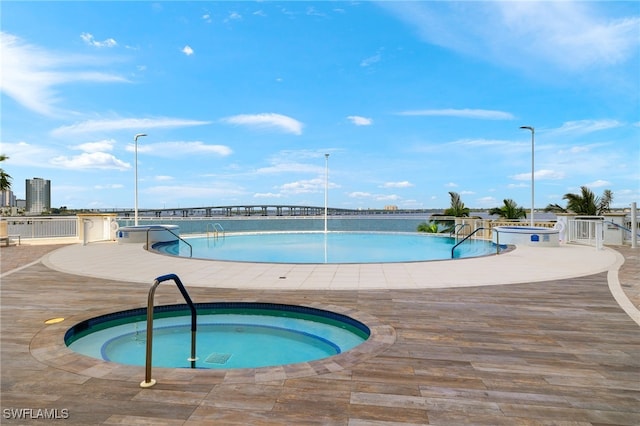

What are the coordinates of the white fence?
(3, 217, 77, 239)
(2, 211, 638, 247)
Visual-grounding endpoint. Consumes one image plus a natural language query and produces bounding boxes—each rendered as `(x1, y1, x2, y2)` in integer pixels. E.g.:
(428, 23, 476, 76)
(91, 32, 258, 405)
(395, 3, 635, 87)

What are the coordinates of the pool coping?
(42, 240, 621, 290)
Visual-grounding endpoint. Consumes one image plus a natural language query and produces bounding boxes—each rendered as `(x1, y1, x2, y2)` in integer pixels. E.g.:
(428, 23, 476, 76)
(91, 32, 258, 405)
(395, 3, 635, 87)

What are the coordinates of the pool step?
(205, 352, 232, 364)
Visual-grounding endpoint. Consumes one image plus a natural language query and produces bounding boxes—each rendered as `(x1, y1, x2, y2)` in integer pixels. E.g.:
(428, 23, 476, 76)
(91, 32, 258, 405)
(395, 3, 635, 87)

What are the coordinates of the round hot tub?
(492, 226, 559, 247)
(64, 303, 370, 370)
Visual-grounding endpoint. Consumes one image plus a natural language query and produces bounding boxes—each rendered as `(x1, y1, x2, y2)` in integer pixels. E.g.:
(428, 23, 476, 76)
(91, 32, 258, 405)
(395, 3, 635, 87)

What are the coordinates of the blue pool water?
(66, 304, 369, 369)
(155, 232, 498, 263)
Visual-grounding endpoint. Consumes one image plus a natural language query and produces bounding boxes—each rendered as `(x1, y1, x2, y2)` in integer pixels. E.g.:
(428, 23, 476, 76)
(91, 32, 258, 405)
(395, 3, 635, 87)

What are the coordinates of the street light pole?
(520, 126, 535, 227)
(134, 133, 147, 226)
(324, 153, 329, 234)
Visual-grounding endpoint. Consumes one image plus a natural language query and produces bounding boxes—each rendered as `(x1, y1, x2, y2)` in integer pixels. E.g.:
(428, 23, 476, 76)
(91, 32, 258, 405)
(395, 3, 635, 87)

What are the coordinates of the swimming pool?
(65, 303, 370, 369)
(154, 232, 498, 263)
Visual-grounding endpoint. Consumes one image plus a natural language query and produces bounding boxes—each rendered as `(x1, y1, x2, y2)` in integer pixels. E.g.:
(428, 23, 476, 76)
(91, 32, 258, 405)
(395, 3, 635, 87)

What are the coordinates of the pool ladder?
(206, 222, 225, 240)
(140, 274, 197, 388)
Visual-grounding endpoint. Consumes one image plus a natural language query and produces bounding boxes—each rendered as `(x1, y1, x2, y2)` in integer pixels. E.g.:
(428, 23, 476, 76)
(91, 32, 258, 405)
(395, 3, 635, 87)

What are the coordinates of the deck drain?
(205, 353, 232, 364)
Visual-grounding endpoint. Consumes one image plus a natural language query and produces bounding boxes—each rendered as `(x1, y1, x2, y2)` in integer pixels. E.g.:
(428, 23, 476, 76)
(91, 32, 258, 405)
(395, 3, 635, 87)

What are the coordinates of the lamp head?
(134, 133, 147, 142)
(519, 126, 534, 132)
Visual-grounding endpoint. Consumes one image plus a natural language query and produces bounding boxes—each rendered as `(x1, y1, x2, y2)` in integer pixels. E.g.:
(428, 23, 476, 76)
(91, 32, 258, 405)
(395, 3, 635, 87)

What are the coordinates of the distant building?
(26, 177, 51, 215)
(384, 205, 398, 211)
(0, 189, 16, 207)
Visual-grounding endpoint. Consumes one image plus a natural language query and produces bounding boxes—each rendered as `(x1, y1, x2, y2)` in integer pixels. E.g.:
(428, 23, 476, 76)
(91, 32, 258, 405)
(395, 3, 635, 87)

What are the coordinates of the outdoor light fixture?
(134, 133, 147, 226)
(520, 126, 535, 227)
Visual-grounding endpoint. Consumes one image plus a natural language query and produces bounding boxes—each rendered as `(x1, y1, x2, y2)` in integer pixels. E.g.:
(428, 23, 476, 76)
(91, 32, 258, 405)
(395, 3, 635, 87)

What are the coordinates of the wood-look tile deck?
(1, 244, 638, 425)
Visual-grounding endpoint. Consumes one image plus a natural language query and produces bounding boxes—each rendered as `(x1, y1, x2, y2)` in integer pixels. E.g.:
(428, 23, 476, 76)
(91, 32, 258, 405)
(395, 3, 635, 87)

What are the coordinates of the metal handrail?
(604, 220, 640, 237)
(141, 274, 197, 388)
(450, 223, 470, 241)
(206, 222, 225, 239)
(146, 226, 192, 257)
(451, 227, 487, 258)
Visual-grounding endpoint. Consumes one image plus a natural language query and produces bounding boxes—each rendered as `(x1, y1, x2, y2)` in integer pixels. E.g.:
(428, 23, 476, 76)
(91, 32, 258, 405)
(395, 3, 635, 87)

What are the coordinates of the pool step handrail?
(141, 273, 198, 388)
(206, 222, 225, 240)
(451, 227, 488, 258)
(146, 226, 192, 257)
(450, 223, 470, 242)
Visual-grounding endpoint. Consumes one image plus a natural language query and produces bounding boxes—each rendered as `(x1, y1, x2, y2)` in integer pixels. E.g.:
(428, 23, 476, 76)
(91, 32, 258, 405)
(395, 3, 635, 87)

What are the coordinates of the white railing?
(3, 217, 78, 239)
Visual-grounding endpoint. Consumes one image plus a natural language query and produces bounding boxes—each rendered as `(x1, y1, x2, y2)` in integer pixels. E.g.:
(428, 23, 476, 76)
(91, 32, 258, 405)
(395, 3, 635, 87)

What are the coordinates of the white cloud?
(256, 162, 320, 174)
(50, 152, 130, 170)
(0, 32, 129, 116)
(254, 192, 282, 198)
(380, 2, 640, 73)
(444, 182, 458, 188)
(586, 179, 611, 188)
(280, 178, 324, 194)
(348, 192, 372, 198)
(145, 185, 244, 199)
(182, 45, 194, 56)
(154, 175, 174, 181)
(127, 141, 232, 157)
(73, 139, 116, 152)
(507, 183, 528, 188)
(1, 141, 58, 167)
(557, 145, 592, 155)
(476, 196, 497, 206)
(381, 181, 413, 188)
(94, 184, 124, 189)
(552, 119, 623, 134)
(347, 115, 373, 126)
(375, 194, 400, 201)
(225, 12, 242, 22)
(511, 169, 566, 181)
(80, 33, 117, 48)
(51, 117, 211, 136)
(221, 113, 303, 135)
(396, 108, 514, 120)
(360, 53, 381, 67)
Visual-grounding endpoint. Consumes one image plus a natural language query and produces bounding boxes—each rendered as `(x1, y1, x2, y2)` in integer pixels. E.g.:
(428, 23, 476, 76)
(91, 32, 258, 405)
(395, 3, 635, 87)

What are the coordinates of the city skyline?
(1, 2, 638, 210)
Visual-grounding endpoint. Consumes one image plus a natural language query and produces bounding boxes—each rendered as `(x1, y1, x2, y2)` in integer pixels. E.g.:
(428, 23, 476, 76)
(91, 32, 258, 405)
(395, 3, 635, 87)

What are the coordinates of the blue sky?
(1, 1, 639, 211)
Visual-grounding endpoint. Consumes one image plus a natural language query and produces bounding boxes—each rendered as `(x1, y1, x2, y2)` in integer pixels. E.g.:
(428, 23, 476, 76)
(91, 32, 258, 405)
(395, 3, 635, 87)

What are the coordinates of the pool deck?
(1, 241, 639, 425)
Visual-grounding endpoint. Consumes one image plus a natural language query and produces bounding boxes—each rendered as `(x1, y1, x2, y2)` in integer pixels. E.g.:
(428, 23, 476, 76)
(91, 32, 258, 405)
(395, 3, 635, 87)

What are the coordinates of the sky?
(1, 1, 639, 211)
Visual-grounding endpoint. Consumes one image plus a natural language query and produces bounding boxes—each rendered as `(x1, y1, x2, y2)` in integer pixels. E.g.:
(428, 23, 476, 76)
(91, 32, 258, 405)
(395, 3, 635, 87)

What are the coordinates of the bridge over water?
(112, 205, 436, 218)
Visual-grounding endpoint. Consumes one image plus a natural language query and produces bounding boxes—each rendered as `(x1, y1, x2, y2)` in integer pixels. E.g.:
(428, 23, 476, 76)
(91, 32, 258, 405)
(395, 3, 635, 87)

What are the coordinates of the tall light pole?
(324, 153, 329, 234)
(520, 126, 535, 227)
(134, 133, 147, 226)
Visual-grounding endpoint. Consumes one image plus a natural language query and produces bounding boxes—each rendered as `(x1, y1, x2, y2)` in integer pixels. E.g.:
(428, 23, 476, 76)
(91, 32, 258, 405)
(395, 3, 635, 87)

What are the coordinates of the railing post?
(595, 221, 603, 250)
(632, 202, 637, 249)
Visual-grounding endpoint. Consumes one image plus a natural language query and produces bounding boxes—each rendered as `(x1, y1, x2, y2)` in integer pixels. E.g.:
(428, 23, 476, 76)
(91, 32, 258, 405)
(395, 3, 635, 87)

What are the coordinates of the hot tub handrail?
(146, 226, 192, 257)
(451, 227, 487, 258)
(141, 273, 197, 388)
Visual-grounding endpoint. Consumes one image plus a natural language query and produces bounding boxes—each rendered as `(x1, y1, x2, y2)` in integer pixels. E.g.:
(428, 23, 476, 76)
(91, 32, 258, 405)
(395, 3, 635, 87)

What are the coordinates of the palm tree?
(598, 189, 613, 214)
(545, 186, 613, 216)
(417, 221, 439, 233)
(0, 155, 11, 191)
(489, 199, 527, 220)
(430, 192, 470, 233)
(443, 192, 470, 217)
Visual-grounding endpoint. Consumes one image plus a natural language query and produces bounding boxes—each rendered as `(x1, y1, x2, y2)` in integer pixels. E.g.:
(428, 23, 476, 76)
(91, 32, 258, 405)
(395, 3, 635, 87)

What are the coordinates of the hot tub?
(492, 226, 559, 247)
(116, 225, 179, 245)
